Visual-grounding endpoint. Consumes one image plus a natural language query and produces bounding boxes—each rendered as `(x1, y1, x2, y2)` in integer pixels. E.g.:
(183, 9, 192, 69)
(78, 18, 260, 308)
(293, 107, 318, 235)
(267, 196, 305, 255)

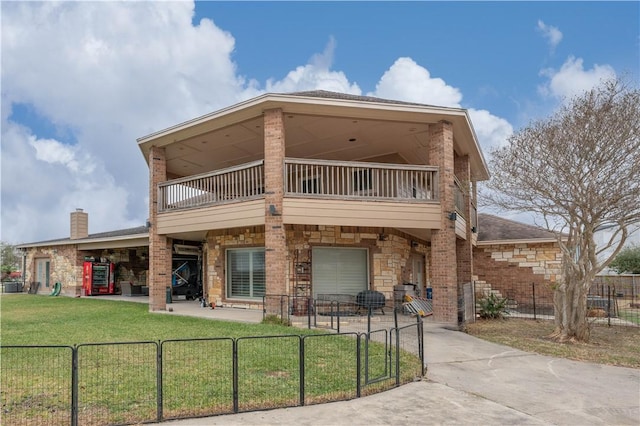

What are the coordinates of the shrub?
(478, 293, 510, 319)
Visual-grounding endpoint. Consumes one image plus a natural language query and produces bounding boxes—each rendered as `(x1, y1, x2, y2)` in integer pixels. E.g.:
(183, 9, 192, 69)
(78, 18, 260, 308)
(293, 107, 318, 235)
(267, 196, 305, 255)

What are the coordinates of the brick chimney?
(70, 208, 88, 240)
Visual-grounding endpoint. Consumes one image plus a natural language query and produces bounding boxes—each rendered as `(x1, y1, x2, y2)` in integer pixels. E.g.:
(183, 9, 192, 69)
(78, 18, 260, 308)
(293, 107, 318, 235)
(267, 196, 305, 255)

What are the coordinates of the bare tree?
(485, 78, 640, 342)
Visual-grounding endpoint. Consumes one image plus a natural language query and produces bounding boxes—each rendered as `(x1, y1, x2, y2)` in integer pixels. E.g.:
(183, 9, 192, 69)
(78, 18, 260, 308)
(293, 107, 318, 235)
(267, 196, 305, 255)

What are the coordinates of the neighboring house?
(17, 209, 149, 296)
(473, 213, 562, 310)
(138, 91, 490, 324)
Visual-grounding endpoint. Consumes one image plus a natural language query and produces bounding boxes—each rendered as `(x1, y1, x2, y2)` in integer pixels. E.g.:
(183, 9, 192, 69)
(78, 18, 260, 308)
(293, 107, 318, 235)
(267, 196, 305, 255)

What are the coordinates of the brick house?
(138, 91, 489, 324)
(473, 213, 561, 311)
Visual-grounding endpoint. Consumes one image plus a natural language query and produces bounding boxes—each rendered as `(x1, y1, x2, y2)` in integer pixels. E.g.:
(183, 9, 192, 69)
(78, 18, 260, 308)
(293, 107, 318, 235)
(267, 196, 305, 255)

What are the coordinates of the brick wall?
(429, 121, 458, 324)
(148, 146, 169, 311)
(264, 108, 287, 313)
(473, 242, 560, 307)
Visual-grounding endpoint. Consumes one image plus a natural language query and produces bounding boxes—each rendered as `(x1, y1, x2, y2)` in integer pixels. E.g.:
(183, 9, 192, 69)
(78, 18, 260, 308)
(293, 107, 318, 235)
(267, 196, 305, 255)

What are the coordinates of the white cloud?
(1, 1, 256, 243)
(1, 2, 513, 244)
(369, 58, 462, 107)
(539, 56, 616, 100)
(468, 109, 513, 150)
(369, 58, 512, 151)
(536, 20, 563, 51)
(265, 37, 361, 94)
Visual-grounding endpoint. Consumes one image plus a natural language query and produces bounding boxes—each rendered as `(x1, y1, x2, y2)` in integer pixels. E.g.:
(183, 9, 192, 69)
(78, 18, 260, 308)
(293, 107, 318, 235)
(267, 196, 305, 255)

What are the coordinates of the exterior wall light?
(448, 212, 457, 221)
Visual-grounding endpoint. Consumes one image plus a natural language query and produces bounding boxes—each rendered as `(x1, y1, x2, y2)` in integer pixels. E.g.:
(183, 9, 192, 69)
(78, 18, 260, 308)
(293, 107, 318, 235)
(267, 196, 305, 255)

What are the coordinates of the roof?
(286, 90, 438, 108)
(477, 213, 558, 244)
(137, 90, 490, 182)
(17, 226, 149, 249)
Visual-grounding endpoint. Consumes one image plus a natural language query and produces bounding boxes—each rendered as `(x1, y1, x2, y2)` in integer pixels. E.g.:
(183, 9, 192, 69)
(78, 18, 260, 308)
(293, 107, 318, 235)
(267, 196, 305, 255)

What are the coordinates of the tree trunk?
(552, 278, 591, 342)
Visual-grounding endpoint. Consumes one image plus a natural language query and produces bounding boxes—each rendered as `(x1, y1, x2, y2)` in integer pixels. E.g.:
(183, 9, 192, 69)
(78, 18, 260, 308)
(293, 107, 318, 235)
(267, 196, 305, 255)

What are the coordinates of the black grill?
(355, 290, 386, 314)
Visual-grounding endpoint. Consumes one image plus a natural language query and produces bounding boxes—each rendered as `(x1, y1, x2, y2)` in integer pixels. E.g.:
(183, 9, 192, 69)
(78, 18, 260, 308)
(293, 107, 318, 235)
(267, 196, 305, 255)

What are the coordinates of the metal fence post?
(157, 341, 163, 422)
(232, 339, 239, 413)
(299, 337, 305, 406)
(395, 326, 401, 386)
(607, 285, 612, 327)
(418, 316, 425, 376)
(532, 282, 537, 320)
(356, 334, 361, 398)
(71, 346, 78, 426)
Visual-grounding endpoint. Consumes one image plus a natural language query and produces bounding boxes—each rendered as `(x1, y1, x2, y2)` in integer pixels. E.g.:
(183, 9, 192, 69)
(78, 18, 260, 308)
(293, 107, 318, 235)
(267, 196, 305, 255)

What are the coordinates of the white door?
(312, 248, 368, 296)
(36, 258, 50, 290)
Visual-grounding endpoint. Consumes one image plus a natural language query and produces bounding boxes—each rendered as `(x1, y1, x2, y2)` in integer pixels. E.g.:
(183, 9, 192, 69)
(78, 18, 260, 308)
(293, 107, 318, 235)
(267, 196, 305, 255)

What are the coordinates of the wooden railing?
(158, 158, 439, 212)
(285, 158, 438, 201)
(158, 160, 264, 212)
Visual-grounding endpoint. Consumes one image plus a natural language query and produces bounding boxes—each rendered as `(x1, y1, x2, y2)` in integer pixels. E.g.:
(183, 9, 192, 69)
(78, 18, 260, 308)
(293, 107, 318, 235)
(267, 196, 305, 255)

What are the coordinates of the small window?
(227, 248, 265, 299)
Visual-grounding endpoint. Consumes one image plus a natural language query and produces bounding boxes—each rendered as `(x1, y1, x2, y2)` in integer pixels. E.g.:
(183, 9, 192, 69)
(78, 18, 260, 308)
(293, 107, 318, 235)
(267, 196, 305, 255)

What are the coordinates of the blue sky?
(2, 1, 639, 244)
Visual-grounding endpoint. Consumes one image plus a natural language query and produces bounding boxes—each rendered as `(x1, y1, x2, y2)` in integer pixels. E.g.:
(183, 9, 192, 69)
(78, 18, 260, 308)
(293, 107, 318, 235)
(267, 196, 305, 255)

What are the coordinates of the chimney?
(70, 208, 88, 240)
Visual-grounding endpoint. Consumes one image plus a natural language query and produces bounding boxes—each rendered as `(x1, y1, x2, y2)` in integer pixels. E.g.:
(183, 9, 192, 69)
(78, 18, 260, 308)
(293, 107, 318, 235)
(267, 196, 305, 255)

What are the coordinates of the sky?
(1, 1, 639, 245)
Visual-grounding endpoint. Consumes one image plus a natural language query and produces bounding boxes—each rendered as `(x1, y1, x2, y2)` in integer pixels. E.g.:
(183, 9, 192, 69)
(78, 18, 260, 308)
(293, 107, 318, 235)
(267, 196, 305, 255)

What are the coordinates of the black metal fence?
(1, 319, 424, 425)
(473, 281, 640, 327)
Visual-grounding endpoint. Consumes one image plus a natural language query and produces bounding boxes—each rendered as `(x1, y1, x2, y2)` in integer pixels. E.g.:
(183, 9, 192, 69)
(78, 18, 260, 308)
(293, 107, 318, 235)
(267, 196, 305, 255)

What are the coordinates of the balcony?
(159, 159, 438, 212)
(156, 158, 441, 238)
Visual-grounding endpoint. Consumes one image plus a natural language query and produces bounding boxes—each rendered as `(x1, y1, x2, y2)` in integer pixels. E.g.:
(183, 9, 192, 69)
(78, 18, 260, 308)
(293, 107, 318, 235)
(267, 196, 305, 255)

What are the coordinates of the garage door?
(312, 247, 368, 297)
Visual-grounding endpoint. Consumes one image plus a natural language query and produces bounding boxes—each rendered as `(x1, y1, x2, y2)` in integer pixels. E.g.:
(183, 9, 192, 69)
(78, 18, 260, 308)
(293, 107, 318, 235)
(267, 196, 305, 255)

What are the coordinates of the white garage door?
(312, 247, 368, 296)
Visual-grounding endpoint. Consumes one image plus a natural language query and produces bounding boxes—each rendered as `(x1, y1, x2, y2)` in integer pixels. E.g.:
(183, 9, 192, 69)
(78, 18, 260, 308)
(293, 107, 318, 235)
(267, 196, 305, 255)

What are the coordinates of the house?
(17, 209, 149, 296)
(473, 213, 561, 311)
(138, 91, 490, 324)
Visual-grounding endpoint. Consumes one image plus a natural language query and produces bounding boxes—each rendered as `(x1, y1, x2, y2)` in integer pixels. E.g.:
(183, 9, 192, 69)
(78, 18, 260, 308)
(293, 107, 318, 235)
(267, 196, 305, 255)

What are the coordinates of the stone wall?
(473, 242, 561, 307)
(23, 246, 149, 297)
(24, 245, 82, 296)
(203, 225, 430, 307)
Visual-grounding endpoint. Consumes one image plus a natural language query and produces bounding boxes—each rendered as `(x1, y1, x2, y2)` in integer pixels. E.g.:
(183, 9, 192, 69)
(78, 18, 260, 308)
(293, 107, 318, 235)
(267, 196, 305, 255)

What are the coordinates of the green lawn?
(1, 295, 423, 425)
(0, 294, 294, 345)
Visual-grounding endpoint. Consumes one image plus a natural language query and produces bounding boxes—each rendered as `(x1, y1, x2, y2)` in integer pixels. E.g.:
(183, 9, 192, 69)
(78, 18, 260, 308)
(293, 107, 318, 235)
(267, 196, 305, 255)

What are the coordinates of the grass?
(0, 295, 422, 425)
(466, 318, 640, 369)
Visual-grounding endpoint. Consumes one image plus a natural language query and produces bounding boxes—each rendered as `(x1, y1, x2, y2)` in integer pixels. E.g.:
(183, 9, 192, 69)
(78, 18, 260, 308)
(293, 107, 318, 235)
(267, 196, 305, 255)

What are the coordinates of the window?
(227, 248, 265, 299)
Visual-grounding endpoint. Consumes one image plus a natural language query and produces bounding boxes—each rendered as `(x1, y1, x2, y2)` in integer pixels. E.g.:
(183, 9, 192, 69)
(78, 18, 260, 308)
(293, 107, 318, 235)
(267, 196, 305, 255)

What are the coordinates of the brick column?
(149, 146, 170, 311)
(264, 109, 287, 315)
(454, 155, 473, 285)
(429, 121, 458, 325)
(455, 155, 474, 323)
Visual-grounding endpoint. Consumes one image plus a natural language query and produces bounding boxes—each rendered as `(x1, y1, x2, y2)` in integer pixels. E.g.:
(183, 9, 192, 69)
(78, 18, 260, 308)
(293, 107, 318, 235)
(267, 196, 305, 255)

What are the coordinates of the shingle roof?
(286, 90, 441, 108)
(17, 226, 149, 248)
(477, 213, 557, 242)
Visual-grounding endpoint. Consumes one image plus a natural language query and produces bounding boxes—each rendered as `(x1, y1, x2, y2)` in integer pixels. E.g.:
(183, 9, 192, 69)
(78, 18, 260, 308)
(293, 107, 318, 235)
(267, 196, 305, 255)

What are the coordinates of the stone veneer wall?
(203, 225, 430, 307)
(24, 245, 83, 296)
(23, 246, 149, 297)
(473, 242, 561, 306)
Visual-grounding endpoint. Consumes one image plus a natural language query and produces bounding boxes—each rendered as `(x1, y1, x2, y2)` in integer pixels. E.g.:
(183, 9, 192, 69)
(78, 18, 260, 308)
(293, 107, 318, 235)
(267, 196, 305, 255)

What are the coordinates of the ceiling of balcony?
(163, 113, 433, 179)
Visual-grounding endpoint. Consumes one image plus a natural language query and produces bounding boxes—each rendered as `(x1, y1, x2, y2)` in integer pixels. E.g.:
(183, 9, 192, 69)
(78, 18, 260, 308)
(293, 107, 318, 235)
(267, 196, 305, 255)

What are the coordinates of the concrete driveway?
(123, 299, 639, 425)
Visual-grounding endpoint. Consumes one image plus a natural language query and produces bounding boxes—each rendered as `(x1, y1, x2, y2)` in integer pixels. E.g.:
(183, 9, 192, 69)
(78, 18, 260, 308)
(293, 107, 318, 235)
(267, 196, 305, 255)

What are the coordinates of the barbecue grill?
(355, 290, 386, 314)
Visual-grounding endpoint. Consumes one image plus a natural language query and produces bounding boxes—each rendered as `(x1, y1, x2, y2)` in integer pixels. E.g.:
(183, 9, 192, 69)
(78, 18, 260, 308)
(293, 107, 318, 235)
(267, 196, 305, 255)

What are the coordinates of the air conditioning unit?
(173, 244, 201, 256)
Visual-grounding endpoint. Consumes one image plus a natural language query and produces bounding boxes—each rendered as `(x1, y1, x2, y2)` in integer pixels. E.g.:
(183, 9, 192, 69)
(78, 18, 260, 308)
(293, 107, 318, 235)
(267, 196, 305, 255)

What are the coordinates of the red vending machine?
(83, 261, 115, 296)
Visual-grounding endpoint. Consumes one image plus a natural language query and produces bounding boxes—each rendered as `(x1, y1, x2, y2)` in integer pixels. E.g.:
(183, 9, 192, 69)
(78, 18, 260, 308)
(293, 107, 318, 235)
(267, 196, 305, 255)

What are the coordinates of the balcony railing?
(158, 160, 264, 212)
(454, 176, 466, 217)
(285, 158, 438, 201)
(158, 158, 439, 212)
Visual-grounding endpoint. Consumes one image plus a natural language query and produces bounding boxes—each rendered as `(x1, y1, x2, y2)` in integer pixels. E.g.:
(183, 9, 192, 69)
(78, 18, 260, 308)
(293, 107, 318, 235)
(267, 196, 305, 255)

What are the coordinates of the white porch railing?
(158, 160, 264, 212)
(158, 158, 439, 212)
(284, 158, 438, 201)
